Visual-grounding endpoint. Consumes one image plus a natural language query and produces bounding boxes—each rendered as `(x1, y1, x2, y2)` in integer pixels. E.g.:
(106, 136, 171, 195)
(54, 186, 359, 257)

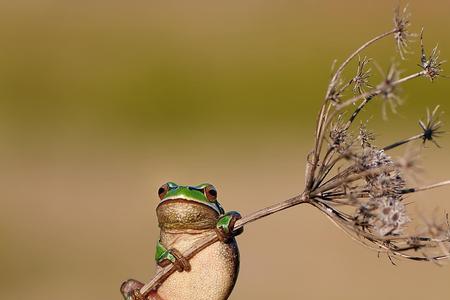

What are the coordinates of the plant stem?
(383, 133, 424, 151)
(307, 29, 397, 191)
(139, 193, 308, 295)
(312, 165, 396, 195)
(401, 180, 450, 194)
(335, 71, 425, 111)
(326, 29, 396, 99)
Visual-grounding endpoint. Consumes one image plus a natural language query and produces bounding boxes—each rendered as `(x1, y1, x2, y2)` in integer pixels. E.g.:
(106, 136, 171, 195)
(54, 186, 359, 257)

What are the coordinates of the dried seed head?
(378, 64, 403, 119)
(420, 29, 445, 81)
(357, 147, 393, 171)
(393, 5, 414, 60)
(352, 56, 373, 95)
(370, 196, 410, 236)
(418, 211, 450, 240)
(419, 105, 445, 147)
(355, 196, 410, 237)
(397, 146, 424, 182)
(328, 76, 345, 103)
(330, 115, 352, 153)
(366, 171, 406, 199)
(355, 144, 405, 199)
(357, 123, 375, 148)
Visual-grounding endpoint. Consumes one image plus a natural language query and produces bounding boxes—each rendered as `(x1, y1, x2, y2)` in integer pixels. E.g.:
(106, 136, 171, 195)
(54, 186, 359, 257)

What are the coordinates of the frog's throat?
(158, 197, 222, 214)
(156, 198, 220, 231)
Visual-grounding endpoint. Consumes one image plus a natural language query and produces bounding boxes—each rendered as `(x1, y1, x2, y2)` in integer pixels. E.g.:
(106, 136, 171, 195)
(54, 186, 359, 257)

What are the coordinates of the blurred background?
(1, 0, 449, 299)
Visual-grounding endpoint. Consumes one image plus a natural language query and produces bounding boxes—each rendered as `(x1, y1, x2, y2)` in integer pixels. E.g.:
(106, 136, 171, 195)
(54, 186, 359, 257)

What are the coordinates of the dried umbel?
(304, 5, 450, 263)
(393, 5, 414, 60)
(420, 29, 445, 81)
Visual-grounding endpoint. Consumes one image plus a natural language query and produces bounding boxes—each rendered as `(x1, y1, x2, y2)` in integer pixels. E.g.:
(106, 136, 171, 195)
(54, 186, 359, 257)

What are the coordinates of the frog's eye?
(158, 183, 170, 200)
(204, 185, 217, 202)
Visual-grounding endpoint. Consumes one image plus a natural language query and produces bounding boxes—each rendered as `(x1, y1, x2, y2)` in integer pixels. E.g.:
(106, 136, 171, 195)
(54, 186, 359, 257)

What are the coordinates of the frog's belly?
(156, 231, 239, 300)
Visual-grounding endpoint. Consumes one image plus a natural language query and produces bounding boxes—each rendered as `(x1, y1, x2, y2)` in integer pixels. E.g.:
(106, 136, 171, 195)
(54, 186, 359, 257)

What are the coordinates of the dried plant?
(304, 4, 449, 264)
(394, 5, 414, 60)
(129, 6, 450, 297)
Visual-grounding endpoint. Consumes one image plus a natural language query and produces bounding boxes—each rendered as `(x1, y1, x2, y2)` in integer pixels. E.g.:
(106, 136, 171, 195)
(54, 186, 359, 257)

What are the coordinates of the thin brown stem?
(326, 29, 396, 99)
(307, 103, 332, 190)
(139, 193, 308, 295)
(335, 71, 425, 111)
(313, 165, 396, 195)
(312, 71, 423, 178)
(308, 29, 397, 191)
(383, 133, 424, 151)
(310, 200, 450, 261)
(401, 180, 450, 194)
(313, 147, 336, 189)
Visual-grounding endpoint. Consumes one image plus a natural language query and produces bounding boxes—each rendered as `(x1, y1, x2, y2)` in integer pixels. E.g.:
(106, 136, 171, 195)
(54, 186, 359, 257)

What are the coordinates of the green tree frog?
(121, 182, 243, 300)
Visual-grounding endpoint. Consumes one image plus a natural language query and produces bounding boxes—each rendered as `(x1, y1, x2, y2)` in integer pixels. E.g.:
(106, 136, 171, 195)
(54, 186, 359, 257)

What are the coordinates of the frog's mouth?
(158, 197, 222, 215)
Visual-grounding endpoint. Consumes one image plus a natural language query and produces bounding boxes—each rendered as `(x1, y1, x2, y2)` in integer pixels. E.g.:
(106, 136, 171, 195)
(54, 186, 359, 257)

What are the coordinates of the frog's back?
(154, 230, 239, 300)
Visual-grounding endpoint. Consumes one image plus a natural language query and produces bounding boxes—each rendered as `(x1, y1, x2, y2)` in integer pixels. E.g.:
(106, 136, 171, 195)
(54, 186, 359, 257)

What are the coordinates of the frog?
(121, 182, 243, 300)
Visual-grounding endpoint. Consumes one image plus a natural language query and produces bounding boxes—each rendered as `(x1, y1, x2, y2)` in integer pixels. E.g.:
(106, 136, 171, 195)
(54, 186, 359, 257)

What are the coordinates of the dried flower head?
(357, 123, 375, 148)
(352, 56, 373, 95)
(366, 171, 405, 199)
(393, 5, 414, 60)
(329, 115, 352, 153)
(419, 105, 445, 147)
(419, 29, 445, 81)
(378, 64, 403, 119)
(370, 196, 410, 236)
(396, 146, 424, 183)
(356, 147, 393, 171)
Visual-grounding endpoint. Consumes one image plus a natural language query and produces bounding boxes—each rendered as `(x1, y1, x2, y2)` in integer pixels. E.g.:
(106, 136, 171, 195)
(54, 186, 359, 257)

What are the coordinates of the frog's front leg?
(215, 211, 243, 242)
(155, 240, 191, 272)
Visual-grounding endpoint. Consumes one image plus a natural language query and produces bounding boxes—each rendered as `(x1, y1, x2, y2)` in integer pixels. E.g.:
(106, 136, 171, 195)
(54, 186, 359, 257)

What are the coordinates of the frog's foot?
(216, 211, 243, 242)
(120, 279, 145, 300)
(158, 248, 191, 272)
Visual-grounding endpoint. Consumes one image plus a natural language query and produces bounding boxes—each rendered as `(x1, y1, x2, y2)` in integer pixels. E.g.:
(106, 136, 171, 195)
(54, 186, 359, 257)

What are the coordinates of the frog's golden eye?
(158, 183, 169, 200)
(204, 185, 217, 202)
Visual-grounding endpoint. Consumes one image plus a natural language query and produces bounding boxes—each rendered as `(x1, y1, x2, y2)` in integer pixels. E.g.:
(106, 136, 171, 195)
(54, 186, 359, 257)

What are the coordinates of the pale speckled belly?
(156, 230, 239, 300)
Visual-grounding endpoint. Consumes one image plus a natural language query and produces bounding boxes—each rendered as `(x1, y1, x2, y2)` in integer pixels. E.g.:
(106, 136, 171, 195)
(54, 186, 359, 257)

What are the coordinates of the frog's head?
(156, 182, 225, 230)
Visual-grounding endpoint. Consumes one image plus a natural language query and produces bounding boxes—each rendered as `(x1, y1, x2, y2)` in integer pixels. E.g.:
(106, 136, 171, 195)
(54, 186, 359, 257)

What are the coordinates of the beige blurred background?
(1, 0, 450, 299)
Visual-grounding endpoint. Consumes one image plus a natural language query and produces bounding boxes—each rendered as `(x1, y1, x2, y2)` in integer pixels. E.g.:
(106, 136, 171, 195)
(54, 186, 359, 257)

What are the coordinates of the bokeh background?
(1, 0, 450, 299)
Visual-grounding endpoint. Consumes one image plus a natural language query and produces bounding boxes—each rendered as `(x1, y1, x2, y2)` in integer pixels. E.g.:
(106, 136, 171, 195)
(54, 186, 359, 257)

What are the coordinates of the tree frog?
(121, 182, 243, 300)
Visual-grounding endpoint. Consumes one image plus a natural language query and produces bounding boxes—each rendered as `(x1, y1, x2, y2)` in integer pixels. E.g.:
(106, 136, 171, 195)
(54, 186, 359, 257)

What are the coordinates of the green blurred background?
(1, 1, 450, 299)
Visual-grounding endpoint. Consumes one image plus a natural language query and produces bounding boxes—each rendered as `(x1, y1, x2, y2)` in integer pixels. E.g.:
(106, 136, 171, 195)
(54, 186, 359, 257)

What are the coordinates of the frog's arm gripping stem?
(155, 240, 191, 272)
(215, 211, 243, 242)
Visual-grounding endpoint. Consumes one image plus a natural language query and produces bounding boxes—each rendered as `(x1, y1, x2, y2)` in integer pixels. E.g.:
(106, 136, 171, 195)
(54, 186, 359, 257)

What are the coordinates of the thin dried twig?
(139, 194, 308, 295)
